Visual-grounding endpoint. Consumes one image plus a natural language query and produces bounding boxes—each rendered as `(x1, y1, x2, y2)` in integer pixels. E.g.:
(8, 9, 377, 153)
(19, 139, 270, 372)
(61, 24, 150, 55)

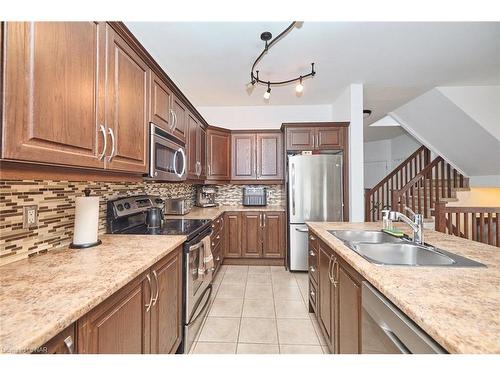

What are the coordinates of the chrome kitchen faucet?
(388, 206, 424, 245)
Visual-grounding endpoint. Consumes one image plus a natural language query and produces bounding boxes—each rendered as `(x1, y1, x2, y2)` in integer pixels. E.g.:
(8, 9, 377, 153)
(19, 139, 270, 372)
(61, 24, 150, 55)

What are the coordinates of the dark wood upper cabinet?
(284, 123, 348, 151)
(150, 248, 182, 354)
(316, 127, 343, 150)
(186, 112, 206, 181)
(172, 95, 187, 143)
(77, 272, 151, 354)
(105, 26, 149, 173)
(150, 72, 173, 131)
(256, 132, 283, 180)
(285, 127, 316, 151)
(262, 212, 285, 258)
(241, 212, 263, 258)
(231, 131, 283, 182)
(224, 212, 242, 258)
(206, 127, 231, 181)
(231, 133, 256, 180)
(199, 126, 207, 180)
(2, 22, 105, 169)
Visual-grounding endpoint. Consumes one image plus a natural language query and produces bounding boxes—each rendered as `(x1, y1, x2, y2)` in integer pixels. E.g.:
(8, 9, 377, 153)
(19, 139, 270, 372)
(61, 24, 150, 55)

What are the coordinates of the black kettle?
(146, 206, 163, 228)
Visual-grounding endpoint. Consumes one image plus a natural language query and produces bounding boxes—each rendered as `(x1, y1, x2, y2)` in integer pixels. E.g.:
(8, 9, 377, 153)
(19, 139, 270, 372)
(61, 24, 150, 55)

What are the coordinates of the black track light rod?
(250, 21, 316, 88)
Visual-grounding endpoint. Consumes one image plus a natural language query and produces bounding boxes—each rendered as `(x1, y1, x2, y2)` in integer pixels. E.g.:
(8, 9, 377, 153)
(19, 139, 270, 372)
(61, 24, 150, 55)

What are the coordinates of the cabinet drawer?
(211, 215, 223, 233)
(309, 279, 317, 313)
(34, 324, 76, 354)
(308, 245, 318, 284)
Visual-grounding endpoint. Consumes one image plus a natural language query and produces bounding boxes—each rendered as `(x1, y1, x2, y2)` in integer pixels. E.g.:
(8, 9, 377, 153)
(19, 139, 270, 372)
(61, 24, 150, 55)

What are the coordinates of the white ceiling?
(126, 22, 500, 140)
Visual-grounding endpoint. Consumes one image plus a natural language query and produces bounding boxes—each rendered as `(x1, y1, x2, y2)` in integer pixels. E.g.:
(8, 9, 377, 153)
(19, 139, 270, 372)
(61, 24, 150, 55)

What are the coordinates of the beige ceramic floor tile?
(216, 283, 246, 299)
(310, 315, 328, 346)
(239, 318, 278, 344)
(209, 298, 244, 317)
(237, 343, 279, 354)
(193, 342, 237, 354)
(293, 272, 309, 282)
(245, 283, 273, 299)
(275, 299, 310, 319)
(279, 344, 324, 354)
(224, 265, 249, 274)
(272, 284, 303, 300)
(270, 266, 288, 273)
(198, 317, 240, 343)
(242, 298, 275, 318)
(247, 273, 272, 285)
(248, 265, 271, 274)
(277, 319, 320, 345)
(222, 272, 248, 285)
(272, 277, 299, 288)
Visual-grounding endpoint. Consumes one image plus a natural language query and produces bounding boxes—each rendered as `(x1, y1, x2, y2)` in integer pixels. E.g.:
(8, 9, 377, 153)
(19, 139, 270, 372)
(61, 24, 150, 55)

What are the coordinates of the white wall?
(349, 84, 364, 222)
(390, 133, 421, 169)
(437, 86, 500, 141)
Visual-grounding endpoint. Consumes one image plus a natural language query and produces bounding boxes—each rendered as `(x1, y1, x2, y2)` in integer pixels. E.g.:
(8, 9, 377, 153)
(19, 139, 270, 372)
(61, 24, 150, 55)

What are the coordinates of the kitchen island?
(306, 222, 500, 354)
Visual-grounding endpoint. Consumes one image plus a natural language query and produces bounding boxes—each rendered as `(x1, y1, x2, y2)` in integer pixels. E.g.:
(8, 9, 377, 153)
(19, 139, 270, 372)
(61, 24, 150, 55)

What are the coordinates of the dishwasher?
(362, 282, 446, 354)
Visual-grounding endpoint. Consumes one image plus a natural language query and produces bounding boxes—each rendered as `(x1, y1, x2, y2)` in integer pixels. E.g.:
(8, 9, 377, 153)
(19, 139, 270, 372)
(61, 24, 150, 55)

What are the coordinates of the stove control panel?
(108, 195, 163, 218)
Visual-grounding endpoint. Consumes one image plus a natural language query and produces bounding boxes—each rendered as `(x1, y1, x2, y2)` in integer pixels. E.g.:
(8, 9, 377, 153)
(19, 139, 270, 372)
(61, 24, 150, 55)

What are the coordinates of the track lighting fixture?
(247, 22, 316, 100)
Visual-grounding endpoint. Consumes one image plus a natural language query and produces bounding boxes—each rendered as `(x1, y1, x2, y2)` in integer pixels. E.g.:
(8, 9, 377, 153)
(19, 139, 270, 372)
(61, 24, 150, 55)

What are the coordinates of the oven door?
(149, 123, 186, 181)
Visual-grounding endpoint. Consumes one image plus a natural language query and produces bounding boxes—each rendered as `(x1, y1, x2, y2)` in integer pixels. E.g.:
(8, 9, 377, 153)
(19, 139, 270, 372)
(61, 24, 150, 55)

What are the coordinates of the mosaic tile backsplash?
(0, 180, 195, 266)
(0, 180, 285, 266)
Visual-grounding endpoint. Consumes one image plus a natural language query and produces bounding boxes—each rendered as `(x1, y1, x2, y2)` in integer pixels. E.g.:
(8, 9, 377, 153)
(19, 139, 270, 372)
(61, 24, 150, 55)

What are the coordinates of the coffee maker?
(195, 185, 218, 207)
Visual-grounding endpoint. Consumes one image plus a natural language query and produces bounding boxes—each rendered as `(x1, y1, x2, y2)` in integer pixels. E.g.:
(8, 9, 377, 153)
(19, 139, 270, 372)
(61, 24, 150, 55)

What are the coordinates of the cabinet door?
(231, 133, 256, 180)
(338, 263, 361, 354)
(316, 127, 343, 150)
(172, 95, 187, 143)
(241, 212, 262, 258)
(318, 243, 335, 349)
(199, 126, 207, 180)
(106, 26, 149, 173)
(285, 127, 315, 151)
(2, 22, 105, 168)
(150, 72, 173, 131)
(186, 113, 199, 179)
(262, 212, 285, 258)
(256, 133, 283, 180)
(224, 212, 242, 258)
(77, 272, 151, 354)
(207, 128, 231, 181)
(35, 324, 76, 354)
(151, 247, 182, 354)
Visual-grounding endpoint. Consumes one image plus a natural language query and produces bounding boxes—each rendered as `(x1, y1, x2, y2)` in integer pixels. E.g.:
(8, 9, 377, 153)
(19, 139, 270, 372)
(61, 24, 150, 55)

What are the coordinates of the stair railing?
(391, 156, 467, 219)
(365, 145, 430, 221)
(435, 202, 499, 247)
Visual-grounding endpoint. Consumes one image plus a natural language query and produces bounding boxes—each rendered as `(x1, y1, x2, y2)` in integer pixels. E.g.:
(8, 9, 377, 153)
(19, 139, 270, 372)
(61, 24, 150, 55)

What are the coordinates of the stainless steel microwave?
(148, 123, 187, 181)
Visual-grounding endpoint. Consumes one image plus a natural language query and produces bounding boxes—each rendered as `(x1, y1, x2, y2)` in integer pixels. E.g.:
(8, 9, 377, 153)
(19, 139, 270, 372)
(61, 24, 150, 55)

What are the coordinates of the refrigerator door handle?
(291, 162, 296, 216)
(295, 228, 309, 233)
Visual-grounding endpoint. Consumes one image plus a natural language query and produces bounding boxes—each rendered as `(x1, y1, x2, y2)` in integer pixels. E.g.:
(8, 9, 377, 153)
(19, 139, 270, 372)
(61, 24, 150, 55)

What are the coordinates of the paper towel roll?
(72, 195, 100, 247)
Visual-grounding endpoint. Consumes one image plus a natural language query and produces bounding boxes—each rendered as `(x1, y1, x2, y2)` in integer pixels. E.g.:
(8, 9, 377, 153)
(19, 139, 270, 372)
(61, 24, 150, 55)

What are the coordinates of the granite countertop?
(165, 205, 286, 220)
(306, 221, 500, 354)
(0, 234, 186, 354)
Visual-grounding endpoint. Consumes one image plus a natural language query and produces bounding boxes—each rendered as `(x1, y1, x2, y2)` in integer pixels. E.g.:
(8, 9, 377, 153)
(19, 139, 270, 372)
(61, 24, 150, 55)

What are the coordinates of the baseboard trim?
(222, 258, 285, 266)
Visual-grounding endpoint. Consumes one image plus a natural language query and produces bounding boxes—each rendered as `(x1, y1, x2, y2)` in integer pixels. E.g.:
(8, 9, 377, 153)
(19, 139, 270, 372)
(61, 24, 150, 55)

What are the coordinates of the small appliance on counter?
(242, 186, 267, 206)
(71, 188, 101, 248)
(164, 198, 191, 215)
(195, 185, 218, 207)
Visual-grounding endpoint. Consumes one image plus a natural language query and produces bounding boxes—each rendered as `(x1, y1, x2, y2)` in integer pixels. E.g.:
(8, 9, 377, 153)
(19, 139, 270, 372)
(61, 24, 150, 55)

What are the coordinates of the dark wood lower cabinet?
(224, 212, 242, 258)
(75, 246, 182, 354)
(311, 235, 362, 354)
(150, 249, 182, 354)
(242, 212, 262, 258)
(36, 324, 76, 354)
(262, 212, 285, 258)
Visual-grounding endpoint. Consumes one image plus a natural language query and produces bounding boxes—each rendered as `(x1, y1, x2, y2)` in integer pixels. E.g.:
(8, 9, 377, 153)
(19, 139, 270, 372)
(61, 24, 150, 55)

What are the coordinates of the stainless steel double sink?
(328, 230, 485, 267)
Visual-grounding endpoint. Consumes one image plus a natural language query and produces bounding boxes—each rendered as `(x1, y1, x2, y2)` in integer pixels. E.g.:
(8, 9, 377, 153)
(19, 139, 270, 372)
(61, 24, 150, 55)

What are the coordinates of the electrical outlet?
(23, 205, 38, 229)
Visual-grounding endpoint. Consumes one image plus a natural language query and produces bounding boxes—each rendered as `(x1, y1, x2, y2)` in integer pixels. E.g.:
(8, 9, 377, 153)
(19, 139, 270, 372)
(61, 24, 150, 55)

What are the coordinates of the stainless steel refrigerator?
(288, 153, 343, 271)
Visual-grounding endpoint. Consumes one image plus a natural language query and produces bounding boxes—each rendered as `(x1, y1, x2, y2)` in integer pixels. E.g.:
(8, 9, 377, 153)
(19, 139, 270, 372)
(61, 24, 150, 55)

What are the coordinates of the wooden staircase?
(365, 146, 469, 221)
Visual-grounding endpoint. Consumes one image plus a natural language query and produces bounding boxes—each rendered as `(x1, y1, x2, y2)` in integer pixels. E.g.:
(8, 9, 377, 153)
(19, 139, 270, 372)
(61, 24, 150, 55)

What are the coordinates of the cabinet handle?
(208, 164, 211, 176)
(169, 109, 175, 130)
(212, 242, 215, 246)
(98, 125, 107, 161)
(63, 335, 74, 354)
(107, 128, 116, 161)
(152, 270, 159, 306)
(309, 266, 316, 273)
(309, 250, 315, 257)
(263, 213, 266, 227)
(216, 235, 220, 239)
(216, 256, 220, 261)
(172, 111, 177, 131)
(310, 290, 315, 297)
(309, 234, 315, 240)
(145, 274, 153, 312)
(220, 216, 224, 230)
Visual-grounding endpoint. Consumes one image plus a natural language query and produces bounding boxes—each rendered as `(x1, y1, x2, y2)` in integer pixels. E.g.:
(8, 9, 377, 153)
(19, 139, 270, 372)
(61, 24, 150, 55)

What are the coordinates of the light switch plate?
(23, 205, 38, 229)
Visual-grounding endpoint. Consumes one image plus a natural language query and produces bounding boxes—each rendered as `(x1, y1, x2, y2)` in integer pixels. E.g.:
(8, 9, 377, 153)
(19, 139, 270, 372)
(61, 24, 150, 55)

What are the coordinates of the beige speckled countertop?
(306, 222, 500, 354)
(0, 234, 186, 354)
(165, 205, 286, 221)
